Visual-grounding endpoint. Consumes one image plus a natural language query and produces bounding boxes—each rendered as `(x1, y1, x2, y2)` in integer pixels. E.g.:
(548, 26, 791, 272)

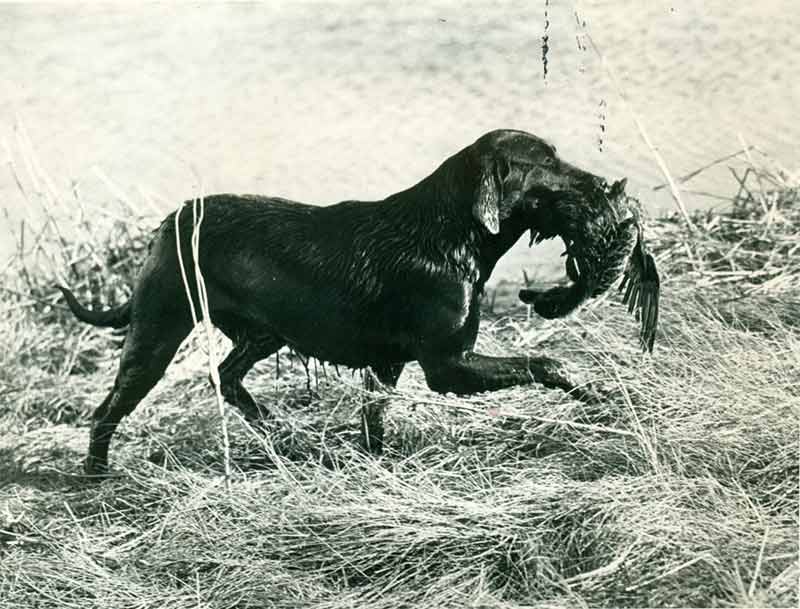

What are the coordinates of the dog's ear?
(474, 158, 508, 234)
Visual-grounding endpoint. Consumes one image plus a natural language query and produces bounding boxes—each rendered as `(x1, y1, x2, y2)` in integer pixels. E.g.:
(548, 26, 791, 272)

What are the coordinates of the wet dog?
(58, 129, 659, 476)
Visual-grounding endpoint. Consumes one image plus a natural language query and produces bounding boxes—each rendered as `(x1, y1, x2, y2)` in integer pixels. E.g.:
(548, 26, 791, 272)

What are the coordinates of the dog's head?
(471, 129, 645, 314)
(470, 129, 610, 236)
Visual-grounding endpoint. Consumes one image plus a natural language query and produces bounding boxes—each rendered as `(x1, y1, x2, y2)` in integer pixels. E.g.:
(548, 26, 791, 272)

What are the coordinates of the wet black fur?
(58, 129, 637, 476)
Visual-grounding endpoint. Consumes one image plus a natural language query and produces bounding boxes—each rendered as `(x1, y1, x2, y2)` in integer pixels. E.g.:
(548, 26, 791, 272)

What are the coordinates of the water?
(1, 2, 797, 280)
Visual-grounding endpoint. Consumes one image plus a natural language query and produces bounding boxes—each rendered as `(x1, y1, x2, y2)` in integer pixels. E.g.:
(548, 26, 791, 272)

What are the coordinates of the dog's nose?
(603, 177, 628, 199)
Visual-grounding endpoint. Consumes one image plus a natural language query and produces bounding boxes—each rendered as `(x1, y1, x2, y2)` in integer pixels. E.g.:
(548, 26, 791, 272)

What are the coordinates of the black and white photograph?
(1, 2, 797, 607)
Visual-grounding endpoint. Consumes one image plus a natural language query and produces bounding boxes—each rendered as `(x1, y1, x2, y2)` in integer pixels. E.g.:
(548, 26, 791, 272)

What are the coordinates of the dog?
(58, 129, 660, 476)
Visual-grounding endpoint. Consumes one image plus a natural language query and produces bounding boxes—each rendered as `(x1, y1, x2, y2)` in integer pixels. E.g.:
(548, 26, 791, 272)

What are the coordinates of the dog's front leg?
(360, 363, 405, 454)
(419, 352, 602, 403)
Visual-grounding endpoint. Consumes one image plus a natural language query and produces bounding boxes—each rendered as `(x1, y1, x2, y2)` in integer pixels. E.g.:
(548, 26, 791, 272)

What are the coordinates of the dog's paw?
(530, 357, 615, 405)
(566, 380, 613, 405)
(360, 435, 385, 456)
(82, 455, 111, 481)
(290, 390, 321, 408)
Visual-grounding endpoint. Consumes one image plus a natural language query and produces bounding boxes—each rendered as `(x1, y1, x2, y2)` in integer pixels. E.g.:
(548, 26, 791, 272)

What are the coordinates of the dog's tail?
(56, 285, 131, 329)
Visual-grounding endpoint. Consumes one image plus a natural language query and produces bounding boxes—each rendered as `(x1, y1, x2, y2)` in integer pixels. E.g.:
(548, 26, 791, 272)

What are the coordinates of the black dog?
(58, 129, 659, 476)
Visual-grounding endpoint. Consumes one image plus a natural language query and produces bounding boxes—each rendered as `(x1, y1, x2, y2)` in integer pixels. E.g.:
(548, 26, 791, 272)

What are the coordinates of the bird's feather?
(618, 228, 660, 352)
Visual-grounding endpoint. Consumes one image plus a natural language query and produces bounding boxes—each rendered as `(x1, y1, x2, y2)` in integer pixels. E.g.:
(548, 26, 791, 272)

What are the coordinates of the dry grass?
(649, 151, 800, 295)
(0, 138, 798, 608)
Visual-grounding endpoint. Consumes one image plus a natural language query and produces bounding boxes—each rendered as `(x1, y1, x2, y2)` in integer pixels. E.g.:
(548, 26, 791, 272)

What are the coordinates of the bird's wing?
(618, 228, 660, 353)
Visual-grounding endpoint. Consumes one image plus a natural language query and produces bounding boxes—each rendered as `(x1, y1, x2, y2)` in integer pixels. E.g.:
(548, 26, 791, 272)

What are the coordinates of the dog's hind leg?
(85, 320, 191, 477)
(360, 363, 404, 454)
(419, 353, 603, 403)
(216, 332, 285, 424)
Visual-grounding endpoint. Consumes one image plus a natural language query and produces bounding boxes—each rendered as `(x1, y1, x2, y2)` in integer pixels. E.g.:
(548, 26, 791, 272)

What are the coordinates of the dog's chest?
(448, 280, 477, 329)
